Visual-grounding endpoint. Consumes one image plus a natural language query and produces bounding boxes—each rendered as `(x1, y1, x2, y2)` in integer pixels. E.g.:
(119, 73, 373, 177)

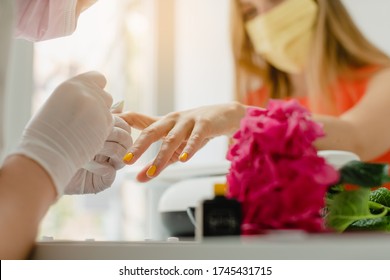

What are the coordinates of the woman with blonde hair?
(122, 0, 390, 182)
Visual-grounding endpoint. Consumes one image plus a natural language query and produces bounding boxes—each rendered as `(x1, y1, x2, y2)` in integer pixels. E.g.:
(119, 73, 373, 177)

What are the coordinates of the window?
(36, 0, 156, 241)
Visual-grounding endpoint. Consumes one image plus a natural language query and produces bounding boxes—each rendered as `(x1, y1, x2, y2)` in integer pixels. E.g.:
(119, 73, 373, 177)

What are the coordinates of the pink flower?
(226, 100, 339, 234)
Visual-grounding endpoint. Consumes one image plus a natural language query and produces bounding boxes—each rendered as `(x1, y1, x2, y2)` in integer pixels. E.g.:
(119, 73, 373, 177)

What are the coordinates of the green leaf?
(368, 201, 387, 214)
(347, 216, 390, 232)
(327, 184, 345, 195)
(326, 185, 345, 207)
(370, 187, 390, 207)
(338, 161, 390, 187)
(326, 188, 387, 232)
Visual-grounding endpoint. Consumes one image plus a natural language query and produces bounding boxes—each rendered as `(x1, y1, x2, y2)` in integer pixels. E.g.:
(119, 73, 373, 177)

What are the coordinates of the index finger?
(119, 111, 158, 130)
(123, 119, 175, 164)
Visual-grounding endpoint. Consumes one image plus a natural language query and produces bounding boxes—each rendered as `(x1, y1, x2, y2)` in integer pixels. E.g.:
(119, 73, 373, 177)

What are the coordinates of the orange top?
(244, 67, 390, 165)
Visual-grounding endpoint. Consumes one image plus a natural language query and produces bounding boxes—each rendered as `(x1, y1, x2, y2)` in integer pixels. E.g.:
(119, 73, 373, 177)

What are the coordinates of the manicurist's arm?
(0, 72, 115, 259)
(0, 155, 56, 259)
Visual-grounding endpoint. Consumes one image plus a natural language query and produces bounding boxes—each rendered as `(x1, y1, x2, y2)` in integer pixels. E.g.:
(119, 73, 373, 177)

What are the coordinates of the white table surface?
(31, 232, 390, 260)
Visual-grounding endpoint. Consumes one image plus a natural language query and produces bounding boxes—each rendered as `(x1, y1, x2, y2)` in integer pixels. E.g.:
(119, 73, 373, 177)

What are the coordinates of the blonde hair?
(231, 0, 390, 111)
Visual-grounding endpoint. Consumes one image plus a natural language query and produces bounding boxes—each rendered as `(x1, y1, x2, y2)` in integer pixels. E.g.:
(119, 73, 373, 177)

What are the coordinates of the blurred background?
(4, 0, 390, 241)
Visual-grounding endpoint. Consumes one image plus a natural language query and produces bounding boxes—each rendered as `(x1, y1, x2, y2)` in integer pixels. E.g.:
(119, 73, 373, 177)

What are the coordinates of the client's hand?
(120, 102, 246, 182)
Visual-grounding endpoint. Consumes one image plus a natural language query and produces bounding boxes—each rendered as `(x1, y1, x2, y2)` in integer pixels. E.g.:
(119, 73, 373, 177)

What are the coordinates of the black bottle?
(196, 183, 241, 240)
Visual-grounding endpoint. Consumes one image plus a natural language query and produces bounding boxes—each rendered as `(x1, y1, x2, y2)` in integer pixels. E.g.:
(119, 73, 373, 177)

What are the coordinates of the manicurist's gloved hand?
(14, 72, 114, 196)
(64, 107, 133, 194)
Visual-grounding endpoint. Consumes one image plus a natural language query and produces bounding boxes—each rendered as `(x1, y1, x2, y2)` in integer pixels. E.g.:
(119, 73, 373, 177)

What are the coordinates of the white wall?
(343, 0, 390, 56)
(175, 0, 234, 109)
(174, 0, 233, 164)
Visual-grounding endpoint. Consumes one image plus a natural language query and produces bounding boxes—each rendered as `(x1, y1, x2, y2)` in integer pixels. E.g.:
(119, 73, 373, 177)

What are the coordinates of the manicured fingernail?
(123, 152, 134, 163)
(179, 152, 188, 162)
(146, 165, 157, 177)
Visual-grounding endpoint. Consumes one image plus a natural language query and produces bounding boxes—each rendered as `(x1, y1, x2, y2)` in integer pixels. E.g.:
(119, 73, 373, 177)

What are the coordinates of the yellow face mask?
(245, 0, 318, 74)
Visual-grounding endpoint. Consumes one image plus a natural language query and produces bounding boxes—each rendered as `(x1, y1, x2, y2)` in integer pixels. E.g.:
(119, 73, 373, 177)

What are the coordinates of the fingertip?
(136, 172, 152, 182)
(95, 74, 107, 89)
(179, 152, 189, 162)
(82, 71, 107, 88)
(123, 152, 134, 164)
(117, 112, 134, 127)
(146, 165, 157, 178)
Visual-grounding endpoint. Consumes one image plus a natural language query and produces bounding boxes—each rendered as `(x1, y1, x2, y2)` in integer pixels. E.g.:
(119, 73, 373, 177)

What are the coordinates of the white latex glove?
(14, 72, 114, 196)
(64, 109, 133, 194)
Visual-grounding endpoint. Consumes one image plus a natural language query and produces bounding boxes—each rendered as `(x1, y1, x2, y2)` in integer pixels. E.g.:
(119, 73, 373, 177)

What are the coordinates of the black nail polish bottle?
(196, 183, 241, 240)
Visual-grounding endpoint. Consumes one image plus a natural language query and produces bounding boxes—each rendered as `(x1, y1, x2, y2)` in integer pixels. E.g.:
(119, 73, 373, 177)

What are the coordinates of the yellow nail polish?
(179, 152, 188, 162)
(146, 165, 157, 177)
(123, 152, 134, 163)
